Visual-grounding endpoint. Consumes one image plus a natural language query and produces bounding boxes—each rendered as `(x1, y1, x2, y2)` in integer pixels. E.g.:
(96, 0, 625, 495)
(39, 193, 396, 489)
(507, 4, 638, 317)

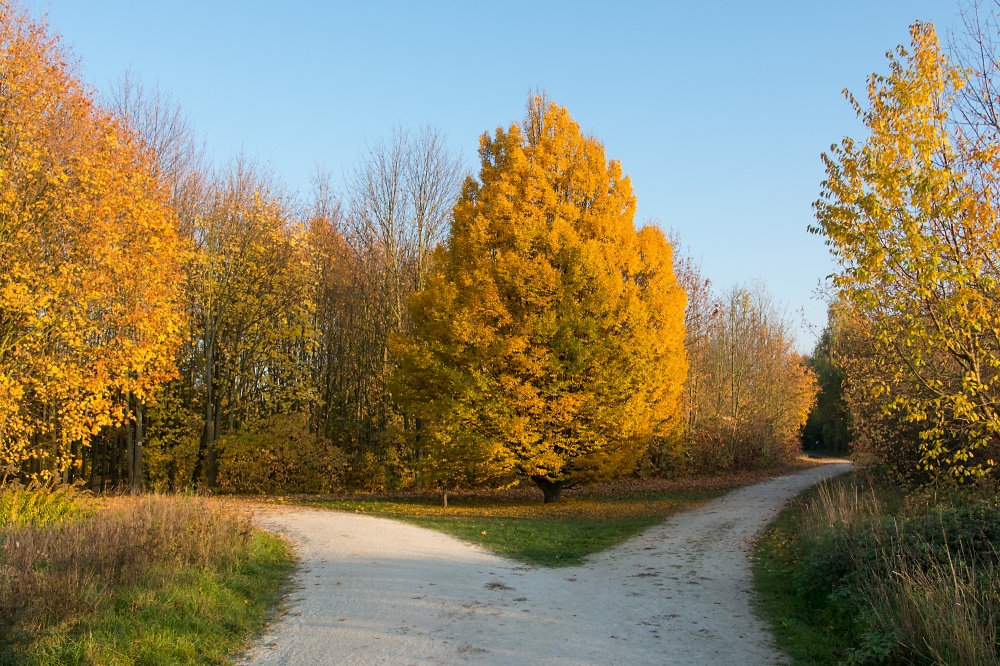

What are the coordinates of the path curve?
(242, 461, 850, 666)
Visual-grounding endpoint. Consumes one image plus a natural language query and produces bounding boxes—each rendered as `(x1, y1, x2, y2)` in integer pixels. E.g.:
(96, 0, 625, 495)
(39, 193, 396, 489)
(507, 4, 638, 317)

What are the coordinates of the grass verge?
(752, 484, 852, 665)
(753, 473, 1000, 666)
(299, 466, 810, 566)
(0, 489, 294, 666)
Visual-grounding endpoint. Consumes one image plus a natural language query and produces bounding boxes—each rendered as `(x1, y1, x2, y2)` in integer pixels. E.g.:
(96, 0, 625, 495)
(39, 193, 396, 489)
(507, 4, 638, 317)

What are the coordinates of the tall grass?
(1, 495, 253, 633)
(852, 515, 1000, 666)
(0, 489, 293, 664)
(757, 475, 1000, 666)
(865, 555, 999, 666)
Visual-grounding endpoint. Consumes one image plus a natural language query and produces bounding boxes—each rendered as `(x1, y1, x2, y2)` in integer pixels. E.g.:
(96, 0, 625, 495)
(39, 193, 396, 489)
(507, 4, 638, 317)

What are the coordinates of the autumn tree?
(96, 68, 208, 493)
(106, 68, 205, 196)
(183, 159, 317, 489)
(674, 281, 816, 472)
(0, 1, 184, 483)
(393, 97, 688, 502)
(813, 22, 1000, 481)
(103, 86, 338, 493)
(823, 301, 927, 479)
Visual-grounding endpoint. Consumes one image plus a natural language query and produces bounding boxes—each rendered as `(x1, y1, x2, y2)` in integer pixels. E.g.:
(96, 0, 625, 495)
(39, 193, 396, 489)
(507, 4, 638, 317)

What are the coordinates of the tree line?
(809, 8, 1000, 485)
(0, 1, 816, 497)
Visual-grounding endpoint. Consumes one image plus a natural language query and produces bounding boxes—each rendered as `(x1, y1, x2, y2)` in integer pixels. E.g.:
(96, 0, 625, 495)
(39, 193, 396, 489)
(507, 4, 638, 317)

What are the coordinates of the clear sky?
(29, 0, 960, 350)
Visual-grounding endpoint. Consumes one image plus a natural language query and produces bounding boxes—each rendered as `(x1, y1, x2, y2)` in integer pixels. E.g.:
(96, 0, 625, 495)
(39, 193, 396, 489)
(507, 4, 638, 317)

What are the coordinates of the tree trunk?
(111, 432, 120, 490)
(415, 417, 425, 488)
(194, 333, 216, 489)
(132, 400, 144, 494)
(99, 438, 107, 493)
(87, 442, 97, 490)
(532, 476, 563, 503)
(441, 489, 448, 508)
(126, 407, 134, 491)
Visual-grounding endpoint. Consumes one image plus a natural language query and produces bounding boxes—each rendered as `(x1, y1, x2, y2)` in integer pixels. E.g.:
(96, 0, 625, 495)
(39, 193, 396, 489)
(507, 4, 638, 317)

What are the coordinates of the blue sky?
(31, 0, 960, 350)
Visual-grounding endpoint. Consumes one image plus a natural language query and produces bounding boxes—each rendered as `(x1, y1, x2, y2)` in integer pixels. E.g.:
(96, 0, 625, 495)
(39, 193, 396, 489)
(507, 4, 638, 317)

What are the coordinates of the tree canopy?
(393, 97, 688, 501)
(812, 22, 1000, 481)
(0, 2, 184, 481)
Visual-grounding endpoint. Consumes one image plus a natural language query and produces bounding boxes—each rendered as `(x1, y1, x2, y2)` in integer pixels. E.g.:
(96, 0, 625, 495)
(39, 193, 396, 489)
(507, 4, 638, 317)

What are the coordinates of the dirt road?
(243, 461, 850, 665)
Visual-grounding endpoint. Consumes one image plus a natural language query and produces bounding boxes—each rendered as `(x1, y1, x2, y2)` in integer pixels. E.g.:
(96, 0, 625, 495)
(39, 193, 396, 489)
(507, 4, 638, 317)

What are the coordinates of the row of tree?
(0, 7, 184, 489)
(1, 1, 816, 497)
(678, 279, 816, 473)
(809, 9, 1000, 485)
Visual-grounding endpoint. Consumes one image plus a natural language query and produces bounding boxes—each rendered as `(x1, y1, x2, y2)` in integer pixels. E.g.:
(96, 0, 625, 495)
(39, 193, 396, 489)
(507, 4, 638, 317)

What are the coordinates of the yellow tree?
(393, 97, 687, 502)
(813, 22, 1000, 480)
(185, 160, 315, 489)
(0, 1, 183, 482)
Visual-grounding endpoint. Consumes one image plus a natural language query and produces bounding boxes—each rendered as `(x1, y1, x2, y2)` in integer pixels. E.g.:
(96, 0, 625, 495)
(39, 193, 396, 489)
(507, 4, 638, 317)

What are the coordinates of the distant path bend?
(242, 460, 851, 666)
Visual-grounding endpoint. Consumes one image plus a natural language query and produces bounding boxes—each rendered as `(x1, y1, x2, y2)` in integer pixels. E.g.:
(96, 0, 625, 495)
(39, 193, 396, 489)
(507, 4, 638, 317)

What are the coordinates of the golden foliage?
(814, 23, 1000, 480)
(0, 2, 183, 479)
(393, 97, 687, 493)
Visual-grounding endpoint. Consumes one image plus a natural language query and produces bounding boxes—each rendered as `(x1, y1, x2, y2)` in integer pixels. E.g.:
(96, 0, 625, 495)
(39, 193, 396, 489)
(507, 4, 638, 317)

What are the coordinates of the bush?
(0, 485, 89, 527)
(216, 413, 346, 494)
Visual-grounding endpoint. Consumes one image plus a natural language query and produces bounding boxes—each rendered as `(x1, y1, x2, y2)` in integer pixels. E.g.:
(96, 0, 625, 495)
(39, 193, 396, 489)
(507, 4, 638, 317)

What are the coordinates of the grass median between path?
(0, 489, 294, 666)
(301, 466, 810, 567)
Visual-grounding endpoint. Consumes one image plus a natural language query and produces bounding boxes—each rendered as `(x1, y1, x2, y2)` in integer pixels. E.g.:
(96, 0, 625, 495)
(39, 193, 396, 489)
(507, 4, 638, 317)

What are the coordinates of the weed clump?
(0, 485, 89, 527)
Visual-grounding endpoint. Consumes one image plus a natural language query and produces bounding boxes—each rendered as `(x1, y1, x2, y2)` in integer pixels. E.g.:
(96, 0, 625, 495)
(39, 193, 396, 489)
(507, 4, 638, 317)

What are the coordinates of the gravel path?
(242, 461, 850, 666)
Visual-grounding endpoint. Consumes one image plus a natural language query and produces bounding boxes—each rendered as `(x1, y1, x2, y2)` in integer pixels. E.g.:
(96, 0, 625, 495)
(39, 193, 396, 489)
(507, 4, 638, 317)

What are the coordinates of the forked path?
(243, 461, 850, 666)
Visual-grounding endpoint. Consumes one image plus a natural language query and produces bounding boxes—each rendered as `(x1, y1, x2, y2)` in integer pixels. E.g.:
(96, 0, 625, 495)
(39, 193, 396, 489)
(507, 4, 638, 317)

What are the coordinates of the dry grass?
(854, 515, 1000, 666)
(0, 493, 272, 650)
(870, 556, 1000, 666)
(796, 475, 885, 533)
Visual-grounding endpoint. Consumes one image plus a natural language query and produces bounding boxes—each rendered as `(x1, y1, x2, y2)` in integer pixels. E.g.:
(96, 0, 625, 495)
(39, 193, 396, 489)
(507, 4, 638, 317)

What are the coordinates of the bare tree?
(951, 1, 1000, 143)
(305, 127, 462, 486)
(346, 126, 463, 324)
(106, 68, 205, 193)
(407, 127, 464, 289)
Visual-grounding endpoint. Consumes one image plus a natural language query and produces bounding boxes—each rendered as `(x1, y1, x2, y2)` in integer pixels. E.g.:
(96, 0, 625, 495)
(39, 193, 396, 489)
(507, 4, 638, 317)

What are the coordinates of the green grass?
(306, 487, 729, 566)
(17, 532, 292, 666)
(752, 490, 852, 666)
(752, 474, 1000, 666)
(1, 492, 295, 666)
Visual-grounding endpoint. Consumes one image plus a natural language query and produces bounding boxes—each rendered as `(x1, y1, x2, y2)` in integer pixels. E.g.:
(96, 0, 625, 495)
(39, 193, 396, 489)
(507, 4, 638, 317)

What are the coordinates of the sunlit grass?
(309, 491, 724, 566)
(752, 487, 851, 666)
(300, 468, 808, 566)
(0, 490, 294, 665)
(753, 474, 1000, 665)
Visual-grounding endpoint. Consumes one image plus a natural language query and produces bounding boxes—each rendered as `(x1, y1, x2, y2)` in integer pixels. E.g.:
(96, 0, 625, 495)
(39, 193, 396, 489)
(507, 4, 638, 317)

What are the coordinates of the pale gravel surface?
(242, 460, 851, 666)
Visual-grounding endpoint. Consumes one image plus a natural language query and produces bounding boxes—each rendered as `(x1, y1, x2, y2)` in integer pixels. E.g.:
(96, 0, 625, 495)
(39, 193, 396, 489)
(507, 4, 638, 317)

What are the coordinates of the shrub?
(216, 413, 346, 494)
